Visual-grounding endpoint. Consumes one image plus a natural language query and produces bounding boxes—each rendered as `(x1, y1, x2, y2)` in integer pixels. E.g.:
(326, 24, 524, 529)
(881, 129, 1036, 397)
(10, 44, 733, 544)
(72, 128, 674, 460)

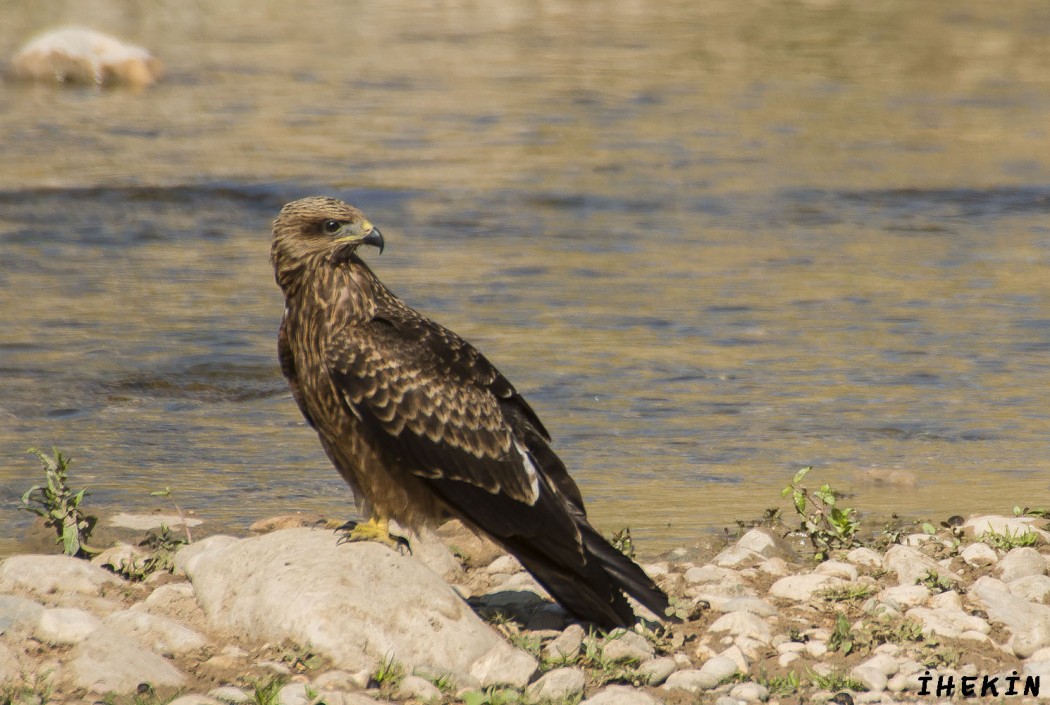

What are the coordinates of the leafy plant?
(250, 674, 288, 705)
(819, 583, 876, 604)
(371, 653, 405, 690)
(150, 486, 193, 544)
(782, 466, 860, 561)
(827, 612, 856, 656)
(609, 528, 635, 559)
(917, 570, 954, 594)
(981, 526, 1040, 550)
(807, 668, 866, 692)
(754, 669, 801, 696)
(20, 447, 98, 557)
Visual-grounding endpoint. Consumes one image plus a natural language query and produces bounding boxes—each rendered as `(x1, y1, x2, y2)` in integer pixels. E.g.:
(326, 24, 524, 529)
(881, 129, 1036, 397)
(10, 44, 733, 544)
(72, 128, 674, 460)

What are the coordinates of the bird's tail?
(500, 510, 672, 630)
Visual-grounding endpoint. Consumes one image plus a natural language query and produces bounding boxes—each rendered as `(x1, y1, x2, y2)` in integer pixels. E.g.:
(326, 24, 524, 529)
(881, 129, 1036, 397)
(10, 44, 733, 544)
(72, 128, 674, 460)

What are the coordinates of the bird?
(270, 196, 671, 629)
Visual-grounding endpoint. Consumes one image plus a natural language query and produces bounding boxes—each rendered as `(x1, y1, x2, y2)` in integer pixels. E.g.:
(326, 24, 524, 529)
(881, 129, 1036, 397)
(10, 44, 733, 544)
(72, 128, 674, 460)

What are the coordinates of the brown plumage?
(270, 196, 670, 629)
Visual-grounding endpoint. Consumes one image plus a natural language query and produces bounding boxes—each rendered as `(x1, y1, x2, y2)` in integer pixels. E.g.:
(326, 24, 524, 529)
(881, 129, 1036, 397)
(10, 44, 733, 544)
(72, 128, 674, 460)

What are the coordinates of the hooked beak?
(361, 226, 384, 254)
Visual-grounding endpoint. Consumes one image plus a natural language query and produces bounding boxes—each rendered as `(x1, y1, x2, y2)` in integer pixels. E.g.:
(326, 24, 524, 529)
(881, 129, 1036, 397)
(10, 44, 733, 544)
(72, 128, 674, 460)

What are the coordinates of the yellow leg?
(335, 515, 411, 553)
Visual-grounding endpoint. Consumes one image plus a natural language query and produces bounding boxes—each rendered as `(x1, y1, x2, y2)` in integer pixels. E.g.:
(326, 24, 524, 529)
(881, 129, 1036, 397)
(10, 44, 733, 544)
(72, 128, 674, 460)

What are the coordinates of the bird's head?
(271, 196, 385, 287)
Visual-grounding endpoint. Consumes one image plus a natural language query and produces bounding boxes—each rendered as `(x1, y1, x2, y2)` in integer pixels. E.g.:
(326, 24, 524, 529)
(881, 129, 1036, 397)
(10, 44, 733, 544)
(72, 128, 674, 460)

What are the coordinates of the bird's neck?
(281, 254, 379, 323)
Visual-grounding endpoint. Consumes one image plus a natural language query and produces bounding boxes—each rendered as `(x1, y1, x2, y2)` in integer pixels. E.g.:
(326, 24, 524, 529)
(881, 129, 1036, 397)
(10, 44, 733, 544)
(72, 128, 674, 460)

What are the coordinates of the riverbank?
(3, 511, 1050, 705)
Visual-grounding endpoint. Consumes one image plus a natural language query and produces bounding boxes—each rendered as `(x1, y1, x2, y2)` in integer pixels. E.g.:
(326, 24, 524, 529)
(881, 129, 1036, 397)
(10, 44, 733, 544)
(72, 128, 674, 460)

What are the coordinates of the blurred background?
(2, 0, 1050, 556)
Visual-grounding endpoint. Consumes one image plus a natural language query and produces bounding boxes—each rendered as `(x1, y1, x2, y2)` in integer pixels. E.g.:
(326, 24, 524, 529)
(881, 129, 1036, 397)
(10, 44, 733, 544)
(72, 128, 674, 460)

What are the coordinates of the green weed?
(782, 466, 860, 561)
(20, 447, 98, 557)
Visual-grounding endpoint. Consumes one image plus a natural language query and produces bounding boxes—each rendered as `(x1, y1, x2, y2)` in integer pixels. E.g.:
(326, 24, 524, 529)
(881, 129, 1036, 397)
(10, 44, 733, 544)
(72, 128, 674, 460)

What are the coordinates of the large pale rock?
(526, 667, 587, 700)
(878, 585, 930, 609)
(845, 547, 882, 568)
(602, 630, 655, 663)
(999, 547, 1047, 583)
(184, 528, 535, 687)
(67, 627, 185, 692)
(582, 685, 662, 705)
(959, 542, 998, 568)
(9, 27, 161, 87)
(545, 624, 585, 660)
(905, 607, 990, 640)
(971, 575, 1050, 658)
(769, 573, 843, 601)
(103, 609, 209, 656)
(636, 657, 676, 686)
(882, 545, 961, 587)
(0, 554, 121, 596)
(35, 607, 102, 645)
(0, 595, 45, 634)
(708, 611, 773, 643)
(173, 534, 240, 576)
(1009, 574, 1050, 603)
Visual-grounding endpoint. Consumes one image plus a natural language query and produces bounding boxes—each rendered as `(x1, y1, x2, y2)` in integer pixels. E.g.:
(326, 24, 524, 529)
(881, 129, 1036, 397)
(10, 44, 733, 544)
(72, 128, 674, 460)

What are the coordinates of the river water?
(2, 1, 1050, 556)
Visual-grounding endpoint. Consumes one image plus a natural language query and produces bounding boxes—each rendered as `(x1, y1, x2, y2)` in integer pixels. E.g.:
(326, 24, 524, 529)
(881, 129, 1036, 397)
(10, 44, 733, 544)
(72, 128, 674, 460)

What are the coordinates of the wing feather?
(325, 312, 540, 504)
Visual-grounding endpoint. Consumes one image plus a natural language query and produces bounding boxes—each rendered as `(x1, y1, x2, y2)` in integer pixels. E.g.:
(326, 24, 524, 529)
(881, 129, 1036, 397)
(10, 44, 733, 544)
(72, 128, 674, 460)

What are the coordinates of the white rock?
(277, 682, 310, 705)
(173, 535, 241, 576)
(971, 575, 1050, 657)
(484, 554, 523, 575)
(905, 607, 991, 639)
(67, 627, 184, 692)
(882, 545, 961, 587)
(878, 584, 930, 609)
(769, 573, 842, 601)
(999, 547, 1047, 583)
(167, 695, 221, 705)
(757, 557, 790, 576)
(208, 686, 251, 703)
(636, 657, 676, 686)
(806, 641, 828, 658)
(185, 528, 536, 687)
(778, 652, 800, 668)
(103, 609, 208, 656)
(35, 607, 102, 645)
(398, 675, 442, 702)
(684, 565, 739, 584)
(312, 669, 371, 690)
(851, 665, 887, 692)
(729, 682, 768, 702)
(815, 560, 858, 581)
(858, 653, 900, 676)
(719, 597, 777, 617)
(602, 630, 655, 663)
(545, 624, 585, 660)
(737, 528, 794, 557)
(1013, 621, 1050, 659)
(688, 580, 758, 609)
(0, 554, 121, 596)
(960, 542, 999, 568)
(0, 595, 45, 635)
(713, 546, 765, 569)
(708, 611, 773, 643)
(642, 562, 669, 579)
(208, 687, 251, 703)
(845, 547, 883, 567)
(1009, 574, 1050, 602)
(469, 644, 538, 688)
(9, 27, 162, 87)
(525, 667, 587, 700)
(662, 669, 717, 693)
(700, 654, 742, 682)
(582, 685, 662, 705)
(718, 644, 749, 672)
(928, 590, 963, 611)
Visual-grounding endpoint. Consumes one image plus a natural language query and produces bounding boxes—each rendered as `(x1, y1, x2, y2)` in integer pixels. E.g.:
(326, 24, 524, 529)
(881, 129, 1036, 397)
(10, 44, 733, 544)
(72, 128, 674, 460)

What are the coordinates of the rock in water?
(183, 527, 536, 687)
(10, 27, 161, 87)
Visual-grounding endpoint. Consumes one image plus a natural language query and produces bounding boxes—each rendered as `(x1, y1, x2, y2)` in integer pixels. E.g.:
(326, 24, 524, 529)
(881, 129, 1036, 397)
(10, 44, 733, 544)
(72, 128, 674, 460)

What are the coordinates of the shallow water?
(2, 1, 1050, 556)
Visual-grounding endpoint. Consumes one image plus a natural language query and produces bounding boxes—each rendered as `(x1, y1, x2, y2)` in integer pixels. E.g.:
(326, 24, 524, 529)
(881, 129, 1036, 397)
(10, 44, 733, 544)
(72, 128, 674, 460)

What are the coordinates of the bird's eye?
(322, 219, 342, 235)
